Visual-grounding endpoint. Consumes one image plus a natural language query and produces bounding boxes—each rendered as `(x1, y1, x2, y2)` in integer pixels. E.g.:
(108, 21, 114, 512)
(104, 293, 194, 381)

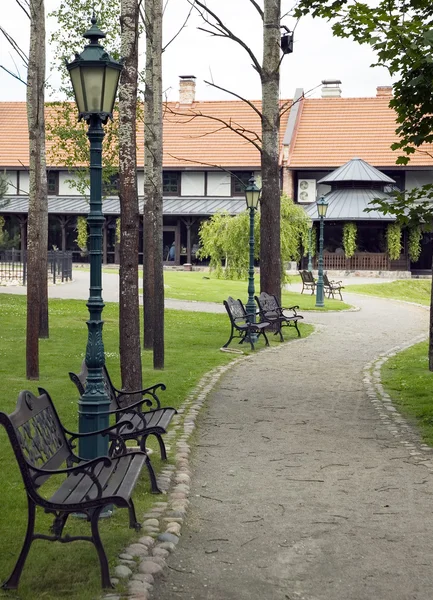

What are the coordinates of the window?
(163, 172, 180, 195)
(47, 171, 59, 195)
(232, 172, 253, 196)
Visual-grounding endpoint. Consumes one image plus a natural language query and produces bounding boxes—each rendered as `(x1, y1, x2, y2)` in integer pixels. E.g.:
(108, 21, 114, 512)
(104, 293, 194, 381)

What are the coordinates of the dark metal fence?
(0, 249, 73, 285)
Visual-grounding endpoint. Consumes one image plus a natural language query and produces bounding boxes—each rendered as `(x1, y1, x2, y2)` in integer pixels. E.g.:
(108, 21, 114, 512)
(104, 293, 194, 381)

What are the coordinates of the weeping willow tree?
(198, 195, 308, 281)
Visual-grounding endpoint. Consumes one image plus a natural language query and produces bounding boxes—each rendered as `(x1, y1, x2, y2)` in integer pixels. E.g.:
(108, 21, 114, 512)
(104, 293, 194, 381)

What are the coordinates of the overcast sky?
(0, 0, 393, 103)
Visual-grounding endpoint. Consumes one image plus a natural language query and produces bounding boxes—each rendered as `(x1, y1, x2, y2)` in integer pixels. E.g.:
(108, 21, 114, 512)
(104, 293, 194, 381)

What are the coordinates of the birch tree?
(27, 0, 48, 379)
(190, 0, 289, 301)
(119, 0, 142, 389)
(1, 0, 49, 378)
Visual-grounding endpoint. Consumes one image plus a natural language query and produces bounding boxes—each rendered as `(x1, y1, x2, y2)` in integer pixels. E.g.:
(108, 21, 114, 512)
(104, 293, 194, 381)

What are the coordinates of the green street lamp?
(307, 219, 313, 272)
(66, 16, 123, 459)
(315, 195, 328, 308)
(244, 176, 261, 324)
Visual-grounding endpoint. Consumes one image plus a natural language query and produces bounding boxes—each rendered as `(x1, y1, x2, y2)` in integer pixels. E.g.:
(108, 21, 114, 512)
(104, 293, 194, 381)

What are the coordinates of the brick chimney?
(321, 79, 342, 98)
(179, 75, 196, 104)
(376, 86, 393, 97)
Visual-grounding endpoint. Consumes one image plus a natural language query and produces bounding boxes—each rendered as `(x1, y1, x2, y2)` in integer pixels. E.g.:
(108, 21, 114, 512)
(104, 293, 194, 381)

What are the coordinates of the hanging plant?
(343, 223, 357, 258)
(408, 225, 422, 262)
(116, 218, 121, 244)
(386, 223, 402, 260)
(75, 216, 88, 251)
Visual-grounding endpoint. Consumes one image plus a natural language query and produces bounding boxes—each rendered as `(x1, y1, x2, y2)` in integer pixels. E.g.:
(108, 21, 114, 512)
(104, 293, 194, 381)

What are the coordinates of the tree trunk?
(143, 1, 156, 350)
(152, 0, 164, 369)
(26, 0, 48, 379)
(119, 0, 142, 390)
(429, 250, 433, 371)
(260, 0, 281, 303)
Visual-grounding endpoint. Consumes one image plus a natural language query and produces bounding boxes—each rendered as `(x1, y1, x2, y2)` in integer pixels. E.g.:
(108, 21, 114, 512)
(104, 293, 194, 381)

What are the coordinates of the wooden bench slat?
(69, 363, 177, 493)
(0, 389, 145, 590)
(255, 292, 303, 341)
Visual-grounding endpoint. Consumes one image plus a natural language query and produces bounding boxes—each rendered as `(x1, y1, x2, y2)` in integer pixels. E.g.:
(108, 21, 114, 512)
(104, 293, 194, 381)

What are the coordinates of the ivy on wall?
(408, 225, 422, 263)
(343, 223, 357, 258)
(386, 223, 402, 260)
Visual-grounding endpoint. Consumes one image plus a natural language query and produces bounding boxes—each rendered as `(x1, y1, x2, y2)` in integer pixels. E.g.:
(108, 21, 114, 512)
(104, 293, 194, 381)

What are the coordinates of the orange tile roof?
(0, 100, 290, 169)
(288, 96, 433, 169)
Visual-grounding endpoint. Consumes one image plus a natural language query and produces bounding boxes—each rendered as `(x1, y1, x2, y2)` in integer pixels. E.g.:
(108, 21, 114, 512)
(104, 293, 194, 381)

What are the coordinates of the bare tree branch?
(165, 103, 262, 152)
(0, 26, 29, 66)
(203, 79, 263, 118)
(15, 0, 31, 19)
(188, 0, 262, 75)
(0, 64, 27, 84)
(249, 0, 264, 19)
(162, 1, 195, 52)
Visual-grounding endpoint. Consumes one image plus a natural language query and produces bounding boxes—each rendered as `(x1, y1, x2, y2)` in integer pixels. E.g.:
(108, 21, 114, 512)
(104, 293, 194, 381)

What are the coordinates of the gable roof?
(0, 100, 291, 170)
(318, 157, 395, 184)
(288, 96, 433, 169)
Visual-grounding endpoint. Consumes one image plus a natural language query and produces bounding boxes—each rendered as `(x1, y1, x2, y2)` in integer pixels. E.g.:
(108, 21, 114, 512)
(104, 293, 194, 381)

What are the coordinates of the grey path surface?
(0, 269, 397, 313)
(150, 295, 433, 600)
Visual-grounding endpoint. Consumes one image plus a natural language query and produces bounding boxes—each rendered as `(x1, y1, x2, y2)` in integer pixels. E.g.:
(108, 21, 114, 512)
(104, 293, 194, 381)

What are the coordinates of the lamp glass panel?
(81, 67, 105, 112)
(69, 67, 86, 114)
(317, 200, 328, 218)
(245, 189, 260, 209)
(102, 67, 121, 113)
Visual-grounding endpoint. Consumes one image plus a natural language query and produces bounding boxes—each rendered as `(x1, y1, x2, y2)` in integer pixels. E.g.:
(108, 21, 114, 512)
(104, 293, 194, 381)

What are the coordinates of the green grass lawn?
(381, 341, 433, 445)
(76, 267, 350, 310)
(153, 271, 349, 310)
(0, 294, 312, 599)
(346, 279, 432, 306)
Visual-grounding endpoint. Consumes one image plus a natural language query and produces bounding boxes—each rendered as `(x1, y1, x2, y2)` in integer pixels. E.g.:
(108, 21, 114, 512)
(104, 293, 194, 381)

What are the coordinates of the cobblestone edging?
(103, 331, 316, 600)
(363, 333, 433, 462)
(102, 355, 250, 600)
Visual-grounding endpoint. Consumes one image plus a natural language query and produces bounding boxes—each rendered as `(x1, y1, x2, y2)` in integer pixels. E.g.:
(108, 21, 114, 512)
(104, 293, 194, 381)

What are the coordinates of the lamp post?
(67, 16, 123, 459)
(244, 176, 261, 323)
(315, 195, 328, 308)
(307, 220, 313, 272)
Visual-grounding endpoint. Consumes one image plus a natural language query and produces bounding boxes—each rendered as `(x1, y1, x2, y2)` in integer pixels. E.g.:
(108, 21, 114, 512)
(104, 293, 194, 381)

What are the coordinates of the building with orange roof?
(0, 77, 289, 265)
(282, 82, 433, 273)
(1, 78, 433, 272)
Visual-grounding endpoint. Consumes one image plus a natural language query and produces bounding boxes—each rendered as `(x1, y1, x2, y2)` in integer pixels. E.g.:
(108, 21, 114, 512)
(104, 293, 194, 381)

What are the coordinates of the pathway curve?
(150, 294, 432, 600)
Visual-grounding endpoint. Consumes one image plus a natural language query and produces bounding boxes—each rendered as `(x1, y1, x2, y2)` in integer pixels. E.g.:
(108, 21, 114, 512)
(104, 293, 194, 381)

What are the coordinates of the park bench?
(69, 362, 177, 494)
(255, 292, 303, 341)
(324, 273, 344, 301)
(223, 296, 270, 351)
(299, 270, 316, 295)
(0, 388, 146, 590)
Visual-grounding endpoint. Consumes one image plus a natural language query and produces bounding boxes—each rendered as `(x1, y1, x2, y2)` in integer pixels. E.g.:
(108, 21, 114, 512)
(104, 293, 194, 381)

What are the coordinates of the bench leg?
(2, 495, 36, 590)
(127, 498, 141, 531)
(156, 433, 167, 461)
(223, 325, 236, 348)
(90, 506, 113, 589)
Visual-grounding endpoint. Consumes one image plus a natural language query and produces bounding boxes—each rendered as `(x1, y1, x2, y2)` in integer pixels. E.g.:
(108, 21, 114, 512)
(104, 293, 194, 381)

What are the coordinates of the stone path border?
(103, 299, 431, 600)
(364, 333, 433, 466)
(103, 354, 249, 600)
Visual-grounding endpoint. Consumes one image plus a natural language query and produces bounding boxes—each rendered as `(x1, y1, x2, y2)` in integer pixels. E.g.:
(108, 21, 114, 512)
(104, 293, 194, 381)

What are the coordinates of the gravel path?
(149, 294, 433, 600)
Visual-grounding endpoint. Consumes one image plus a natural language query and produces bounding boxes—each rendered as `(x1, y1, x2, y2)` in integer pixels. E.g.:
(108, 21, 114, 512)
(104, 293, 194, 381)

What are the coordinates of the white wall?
(137, 171, 144, 194)
(19, 171, 29, 194)
(207, 172, 230, 196)
(59, 171, 85, 195)
(4, 170, 17, 195)
(181, 172, 205, 196)
(405, 170, 433, 192)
